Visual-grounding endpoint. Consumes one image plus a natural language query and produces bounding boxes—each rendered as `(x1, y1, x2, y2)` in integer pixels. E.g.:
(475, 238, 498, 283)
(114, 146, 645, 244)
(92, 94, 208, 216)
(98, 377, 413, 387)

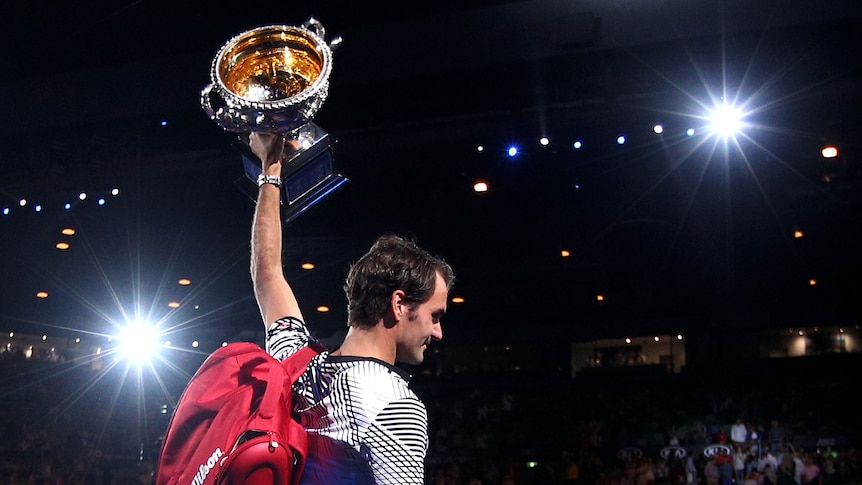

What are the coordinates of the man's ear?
(390, 289, 407, 320)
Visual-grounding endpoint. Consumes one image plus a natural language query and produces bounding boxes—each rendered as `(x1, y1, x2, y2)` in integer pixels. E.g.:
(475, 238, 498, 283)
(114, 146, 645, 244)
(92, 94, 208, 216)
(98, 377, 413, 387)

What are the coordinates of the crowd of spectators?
(414, 353, 861, 485)
(0, 345, 860, 484)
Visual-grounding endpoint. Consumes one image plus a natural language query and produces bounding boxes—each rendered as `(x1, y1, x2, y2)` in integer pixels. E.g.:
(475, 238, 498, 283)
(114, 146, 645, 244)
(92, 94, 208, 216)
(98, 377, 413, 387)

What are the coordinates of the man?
(731, 418, 748, 445)
(248, 132, 455, 484)
(759, 450, 779, 475)
(704, 457, 719, 485)
(800, 456, 820, 485)
(768, 420, 786, 453)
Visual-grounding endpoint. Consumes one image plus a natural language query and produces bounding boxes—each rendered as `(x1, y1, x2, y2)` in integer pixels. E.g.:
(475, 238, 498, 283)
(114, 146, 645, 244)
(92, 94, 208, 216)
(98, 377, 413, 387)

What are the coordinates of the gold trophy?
(201, 18, 347, 223)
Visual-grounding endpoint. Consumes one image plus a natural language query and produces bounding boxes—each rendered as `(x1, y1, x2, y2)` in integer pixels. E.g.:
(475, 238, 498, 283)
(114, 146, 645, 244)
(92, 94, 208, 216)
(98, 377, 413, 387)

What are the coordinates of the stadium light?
(116, 320, 162, 363)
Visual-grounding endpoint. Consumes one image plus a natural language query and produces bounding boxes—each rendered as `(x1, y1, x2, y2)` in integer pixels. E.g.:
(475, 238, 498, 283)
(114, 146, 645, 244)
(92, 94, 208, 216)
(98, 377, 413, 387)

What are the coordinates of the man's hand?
(249, 132, 285, 171)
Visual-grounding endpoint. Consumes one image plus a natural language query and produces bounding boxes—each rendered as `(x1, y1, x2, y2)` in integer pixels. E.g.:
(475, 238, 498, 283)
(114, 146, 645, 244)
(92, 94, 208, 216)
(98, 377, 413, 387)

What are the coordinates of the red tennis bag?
(156, 342, 321, 485)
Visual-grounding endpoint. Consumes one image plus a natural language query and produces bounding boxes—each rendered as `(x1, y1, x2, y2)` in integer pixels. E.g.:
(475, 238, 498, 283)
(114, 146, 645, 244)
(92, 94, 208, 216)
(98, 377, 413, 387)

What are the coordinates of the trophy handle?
(303, 17, 342, 51)
(201, 84, 221, 120)
(302, 18, 325, 38)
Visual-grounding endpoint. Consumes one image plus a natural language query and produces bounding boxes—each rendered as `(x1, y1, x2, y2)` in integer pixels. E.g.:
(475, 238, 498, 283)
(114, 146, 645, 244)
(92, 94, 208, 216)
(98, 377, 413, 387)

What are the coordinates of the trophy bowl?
(201, 18, 341, 133)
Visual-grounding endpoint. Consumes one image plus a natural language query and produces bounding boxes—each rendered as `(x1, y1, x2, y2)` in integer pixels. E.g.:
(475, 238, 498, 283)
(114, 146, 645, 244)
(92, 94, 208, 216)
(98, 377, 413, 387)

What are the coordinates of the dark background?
(1, 1, 862, 482)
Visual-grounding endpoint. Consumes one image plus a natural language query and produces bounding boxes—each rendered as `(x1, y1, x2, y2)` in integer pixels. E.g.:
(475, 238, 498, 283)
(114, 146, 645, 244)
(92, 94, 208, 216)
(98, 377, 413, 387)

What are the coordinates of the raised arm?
(249, 132, 304, 328)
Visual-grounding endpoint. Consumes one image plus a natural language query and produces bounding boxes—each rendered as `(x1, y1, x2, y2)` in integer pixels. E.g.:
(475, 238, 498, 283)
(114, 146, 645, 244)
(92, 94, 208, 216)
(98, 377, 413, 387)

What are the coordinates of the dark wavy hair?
(344, 234, 455, 328)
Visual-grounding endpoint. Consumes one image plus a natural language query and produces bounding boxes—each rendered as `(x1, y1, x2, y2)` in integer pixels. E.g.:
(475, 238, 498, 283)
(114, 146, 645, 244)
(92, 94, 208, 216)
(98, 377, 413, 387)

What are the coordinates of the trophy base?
(235, 123, 348, 225)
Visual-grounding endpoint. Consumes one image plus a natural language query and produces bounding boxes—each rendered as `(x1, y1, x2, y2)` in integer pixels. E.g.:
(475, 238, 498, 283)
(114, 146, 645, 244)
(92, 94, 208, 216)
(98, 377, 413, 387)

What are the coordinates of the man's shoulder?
(327, 357, 414, 390)
(266, 316, 317, 360)
(324, 357, 422, 411)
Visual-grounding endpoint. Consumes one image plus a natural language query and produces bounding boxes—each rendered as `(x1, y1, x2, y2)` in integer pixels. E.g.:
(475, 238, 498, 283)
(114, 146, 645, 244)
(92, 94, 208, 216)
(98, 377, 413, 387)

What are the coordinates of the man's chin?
(396, 346, 428, 365)
(408, 350, 426, 366)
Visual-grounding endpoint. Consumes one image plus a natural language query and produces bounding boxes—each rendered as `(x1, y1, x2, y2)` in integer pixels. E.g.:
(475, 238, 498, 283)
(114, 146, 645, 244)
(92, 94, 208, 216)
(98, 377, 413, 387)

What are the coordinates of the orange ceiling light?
(821, 145, 838, 158)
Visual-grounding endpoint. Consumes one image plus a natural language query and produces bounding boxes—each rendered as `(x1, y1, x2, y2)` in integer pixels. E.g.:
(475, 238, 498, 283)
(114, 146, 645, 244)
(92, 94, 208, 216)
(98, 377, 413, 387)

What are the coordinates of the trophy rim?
(209, 23, 334, 112)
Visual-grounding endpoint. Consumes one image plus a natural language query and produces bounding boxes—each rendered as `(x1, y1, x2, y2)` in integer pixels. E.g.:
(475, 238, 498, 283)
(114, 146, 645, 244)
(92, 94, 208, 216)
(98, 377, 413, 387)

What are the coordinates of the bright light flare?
(116, 320, 162, 363)
(707, 103, 745, 139)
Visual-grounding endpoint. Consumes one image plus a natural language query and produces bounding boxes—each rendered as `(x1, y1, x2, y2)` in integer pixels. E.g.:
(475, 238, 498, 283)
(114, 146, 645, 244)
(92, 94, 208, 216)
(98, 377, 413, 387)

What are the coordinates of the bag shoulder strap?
(282, 343, 325, 381)
(257, 343, 324, 419)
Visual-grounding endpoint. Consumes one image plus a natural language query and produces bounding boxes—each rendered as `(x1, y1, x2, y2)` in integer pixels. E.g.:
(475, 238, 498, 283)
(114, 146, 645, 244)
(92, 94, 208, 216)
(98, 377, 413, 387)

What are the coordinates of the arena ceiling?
(1, 0, 860, 353)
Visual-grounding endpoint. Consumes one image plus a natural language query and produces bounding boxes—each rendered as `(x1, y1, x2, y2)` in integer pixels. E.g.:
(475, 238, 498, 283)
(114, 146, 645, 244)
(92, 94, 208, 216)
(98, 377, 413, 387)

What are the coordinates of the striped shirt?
(266, 317, 428, 484)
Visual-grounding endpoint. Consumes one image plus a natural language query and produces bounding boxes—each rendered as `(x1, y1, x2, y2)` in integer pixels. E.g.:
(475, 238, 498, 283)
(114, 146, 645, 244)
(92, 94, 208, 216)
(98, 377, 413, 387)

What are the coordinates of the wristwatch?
(257, 174, 282, 188)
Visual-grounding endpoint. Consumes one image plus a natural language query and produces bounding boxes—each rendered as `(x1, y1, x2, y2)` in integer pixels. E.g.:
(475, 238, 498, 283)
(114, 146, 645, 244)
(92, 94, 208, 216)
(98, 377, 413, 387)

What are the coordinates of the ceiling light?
(473, 181, 489, 193)
(316, 306, 330, 313)
(301, 262, 315, 270)
(61, 228, 76, 236)
(178, 278, 191, 286)
(707, 103, 745, 139)
(56, 242, 70, 250)
(821, 146, 838, 158)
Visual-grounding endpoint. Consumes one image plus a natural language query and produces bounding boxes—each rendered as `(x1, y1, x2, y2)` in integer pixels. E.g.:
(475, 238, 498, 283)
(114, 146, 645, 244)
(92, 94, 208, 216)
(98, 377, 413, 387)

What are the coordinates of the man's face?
(395, 273, 447, 365)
